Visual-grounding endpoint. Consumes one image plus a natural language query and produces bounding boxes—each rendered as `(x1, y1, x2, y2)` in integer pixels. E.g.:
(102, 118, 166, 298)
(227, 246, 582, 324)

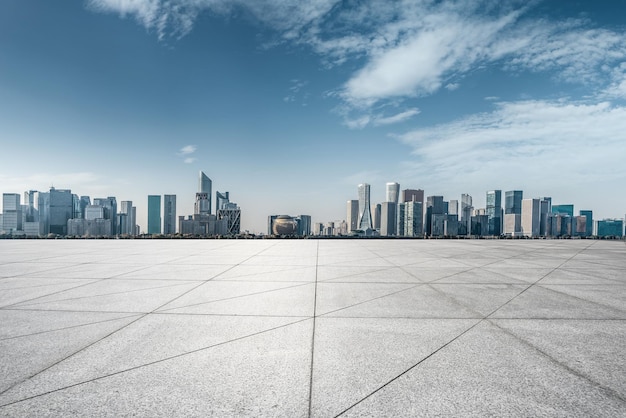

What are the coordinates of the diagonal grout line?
(307, 240, 320, 418)
(318, 240, 561, 319)
(156, 281, 314, 313)
(333, 240, 600, 417)
(0, 279, 103, 310)
(487, 320, 626, 404)
(332, 317, 485, 417)
(11, 281, 198, 308)
(0, 242, 280, 399)
(0, 251, 203, 310)
(0, 316, 312, 409)
(0, 313, 143, 342)
(524, 283, 626, 315)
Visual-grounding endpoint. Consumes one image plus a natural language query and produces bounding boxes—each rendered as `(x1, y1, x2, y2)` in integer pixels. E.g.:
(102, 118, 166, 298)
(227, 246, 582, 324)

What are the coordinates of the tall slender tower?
(347, 200, 359, 232)
(163, 194, 177, 235)
(147, 195, 161, 234)
(486, 190, 502, 235)
(195, 171, 212, 215)
(357, 183, 373, 231)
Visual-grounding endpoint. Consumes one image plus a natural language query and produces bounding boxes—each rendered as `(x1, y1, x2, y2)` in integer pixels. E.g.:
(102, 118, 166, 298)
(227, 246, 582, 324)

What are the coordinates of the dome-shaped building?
(272, 215, 298, 235)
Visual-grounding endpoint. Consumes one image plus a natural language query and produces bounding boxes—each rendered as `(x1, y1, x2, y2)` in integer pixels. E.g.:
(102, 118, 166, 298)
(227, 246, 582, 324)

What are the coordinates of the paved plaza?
(0, 239, 625, 417)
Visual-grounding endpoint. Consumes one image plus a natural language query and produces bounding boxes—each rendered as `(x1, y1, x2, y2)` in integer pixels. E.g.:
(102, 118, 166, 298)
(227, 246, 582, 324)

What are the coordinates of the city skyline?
(1, 1, 626, 232)
(3, 178, 624, 237)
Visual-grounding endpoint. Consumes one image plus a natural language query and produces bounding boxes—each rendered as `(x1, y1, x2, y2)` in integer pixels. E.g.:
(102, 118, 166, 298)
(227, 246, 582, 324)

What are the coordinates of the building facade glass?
(147, 195, 161, 234)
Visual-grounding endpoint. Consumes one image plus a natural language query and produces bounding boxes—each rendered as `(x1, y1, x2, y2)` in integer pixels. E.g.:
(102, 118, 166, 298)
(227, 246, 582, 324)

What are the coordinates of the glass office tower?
(504, 190, 523, 215)
(147, 195, 161, 234)
(486, 190, 502, 235)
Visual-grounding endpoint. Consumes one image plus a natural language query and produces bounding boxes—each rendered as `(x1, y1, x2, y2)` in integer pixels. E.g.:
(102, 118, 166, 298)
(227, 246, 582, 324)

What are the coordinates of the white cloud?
(178, 145, 196, 155)
(343, 107, 420, 129)
(284, 79, 309, 103)
(183, 157, 196, 164)
(373, 108, 421, 126)
(395, 99, 626, 197)
(87, 0, 338, 40)
(88, 0, 626, 123)
(445, 83, 460, 91)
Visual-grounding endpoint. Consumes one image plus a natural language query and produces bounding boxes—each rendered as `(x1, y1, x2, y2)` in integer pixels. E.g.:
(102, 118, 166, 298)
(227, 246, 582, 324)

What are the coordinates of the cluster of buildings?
(0, 189, 138, 238)
(177, 172, 241, 236)
(2, 177, 623, 239)
(0, 171, 241, 238)
(315, 183, 625, 238)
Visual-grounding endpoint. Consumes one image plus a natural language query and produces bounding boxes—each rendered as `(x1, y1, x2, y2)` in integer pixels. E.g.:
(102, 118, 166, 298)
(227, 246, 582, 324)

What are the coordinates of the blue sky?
(1, 0, 626, 233)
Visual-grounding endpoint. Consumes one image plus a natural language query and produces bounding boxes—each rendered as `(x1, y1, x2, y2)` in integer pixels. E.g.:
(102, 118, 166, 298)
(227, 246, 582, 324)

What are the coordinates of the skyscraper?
(347, 200, 359, 232)
(521, 198, 541, 237)
(372, 203, 381, 230)
(380, 202, 397, 236)
(425, 196, 444, 236)
(461, 193, 473, 234)
(147, 195, 161, 234)
(386, 182, 400, 204)
(163, 194, 176, 235)
(579, 210, 593, 237)
(505, 190, 523, 215)
(49, 187, 73, 235)
(539, 197, 552, 236)
(552, 204, 574, 216)
(216, 191, 229, 212)
(198, 171, 212, 214)
(486, 190, 502, 236)
(403, 201, 424, 237)
(357, 183, 373, 231)
(401, 189, 424, 204)
(120, 201, 135, 235)
(2, 193, 22, 233)
(93, 197, 117, 236)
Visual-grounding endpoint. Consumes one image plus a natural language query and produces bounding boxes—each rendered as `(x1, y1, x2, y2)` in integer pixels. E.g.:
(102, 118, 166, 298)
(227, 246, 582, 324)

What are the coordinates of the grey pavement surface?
(0, 239, 625, 417)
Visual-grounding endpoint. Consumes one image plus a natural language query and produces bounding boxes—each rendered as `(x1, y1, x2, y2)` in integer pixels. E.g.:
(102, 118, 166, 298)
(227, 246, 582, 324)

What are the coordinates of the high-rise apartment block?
(403, 201, 423, 237)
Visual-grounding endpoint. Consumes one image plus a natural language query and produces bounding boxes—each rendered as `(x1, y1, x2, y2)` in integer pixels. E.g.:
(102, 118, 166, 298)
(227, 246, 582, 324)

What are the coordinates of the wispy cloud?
(283, 79, 309, 103)
(87, 1, 626, 121)
(344, 107, 420, 129)
(177, 144, 197, 163)
(178, 145, 196, 155)
(394, 99, 626, 194)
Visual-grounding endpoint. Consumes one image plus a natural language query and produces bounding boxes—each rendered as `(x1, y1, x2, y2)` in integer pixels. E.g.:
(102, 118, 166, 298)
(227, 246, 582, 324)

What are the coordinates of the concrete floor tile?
(0, 321, 313, 417)
(310, 318, 477, 417)
(338, 321, 626, 417)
